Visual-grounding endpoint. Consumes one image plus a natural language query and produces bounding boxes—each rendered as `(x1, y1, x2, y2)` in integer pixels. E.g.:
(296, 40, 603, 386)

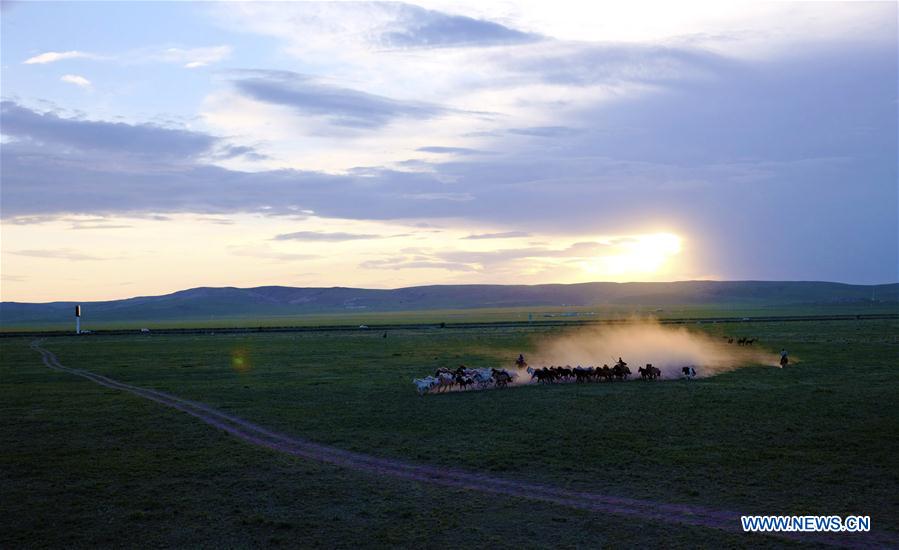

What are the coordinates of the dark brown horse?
(527, 367, 552, 384)
(599, 365, 613, 382)
(491, 368, 514, 388)
(612, 364, 630, 380)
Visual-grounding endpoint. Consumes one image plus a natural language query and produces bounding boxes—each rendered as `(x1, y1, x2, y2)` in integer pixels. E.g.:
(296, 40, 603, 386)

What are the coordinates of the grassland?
(3, 300, 896, 332)
(2, 318, 897, 547)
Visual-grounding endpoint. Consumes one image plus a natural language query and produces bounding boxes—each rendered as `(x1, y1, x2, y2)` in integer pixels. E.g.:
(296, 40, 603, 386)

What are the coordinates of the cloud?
(69, 221, 132, 230)
(23, 50, 93, 64)
(559, 241, 612, 256)
(214, 144, 269, 161)
(2, 214, 132, 230)
(0, 101, 216, 160)
(359, 257, 478, 272)
(0, 146, 471, 221)
(212, 2, 539, 52)
(0, 101, 261, 163)
(401, 192, 474, 202)
(230, 70, 453, 128)
(417, 146, 481, 155)
(494, 42, 728, 88)
(436, 246, 558, 265)
(357, 237, 669, 279)
(1, 32, 895, 284)
(506, 126, 581, 138)
(463, 231, 531, 240)
(376, 4, 540, 49)
(22, 46, 230, 69)
(355, 240, 613, 275)
(272, 231, 381, 242)
(10, 248, 111, 261)
(195, 216, 235, 225)
(4, 215, 60, 225)
(155, 45, 232, 68)
(60, 74, 91, 88)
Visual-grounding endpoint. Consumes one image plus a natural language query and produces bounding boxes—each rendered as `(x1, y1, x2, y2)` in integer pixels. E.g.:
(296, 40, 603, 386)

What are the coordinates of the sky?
(1, 1, 896, 302)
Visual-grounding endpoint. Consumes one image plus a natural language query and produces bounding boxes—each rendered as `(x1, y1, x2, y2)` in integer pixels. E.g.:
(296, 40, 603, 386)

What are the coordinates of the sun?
(580, 232, 683, 280)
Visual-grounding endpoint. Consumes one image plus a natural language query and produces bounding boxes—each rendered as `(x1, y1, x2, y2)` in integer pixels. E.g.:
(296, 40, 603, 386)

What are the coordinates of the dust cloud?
(529, 321, 780, 379)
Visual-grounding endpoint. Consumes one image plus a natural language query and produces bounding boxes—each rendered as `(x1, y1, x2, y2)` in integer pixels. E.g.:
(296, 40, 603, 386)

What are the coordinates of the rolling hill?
(2, 281, 897, 328)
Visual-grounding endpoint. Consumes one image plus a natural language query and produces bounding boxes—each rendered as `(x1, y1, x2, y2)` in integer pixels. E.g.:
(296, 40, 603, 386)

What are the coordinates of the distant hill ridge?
(2, 281, 897, 326)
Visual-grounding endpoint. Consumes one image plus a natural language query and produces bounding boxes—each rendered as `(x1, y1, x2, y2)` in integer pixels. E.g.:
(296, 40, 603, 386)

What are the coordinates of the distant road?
(3, 312, 896, 338)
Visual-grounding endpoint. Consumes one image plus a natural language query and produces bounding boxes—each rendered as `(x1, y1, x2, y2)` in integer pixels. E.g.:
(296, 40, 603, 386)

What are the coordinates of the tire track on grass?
(31, 341, 896, 549)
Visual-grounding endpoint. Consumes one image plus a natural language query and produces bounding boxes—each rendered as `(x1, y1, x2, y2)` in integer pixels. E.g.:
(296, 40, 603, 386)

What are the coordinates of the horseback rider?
(515, 354, 527, 368)
(779, 349, 789, 368)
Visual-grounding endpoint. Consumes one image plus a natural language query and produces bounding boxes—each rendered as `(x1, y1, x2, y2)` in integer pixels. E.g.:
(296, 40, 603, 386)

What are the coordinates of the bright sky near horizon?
(1, 1, 896, 302)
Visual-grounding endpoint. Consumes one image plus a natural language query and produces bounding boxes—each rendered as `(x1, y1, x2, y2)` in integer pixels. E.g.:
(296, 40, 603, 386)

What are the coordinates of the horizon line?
(3, 279, 898, 306)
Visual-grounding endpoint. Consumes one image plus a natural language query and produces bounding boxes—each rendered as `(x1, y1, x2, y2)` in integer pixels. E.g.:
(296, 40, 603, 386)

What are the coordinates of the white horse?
(471, 368, 494, 389)
(412, 376, 438, 395)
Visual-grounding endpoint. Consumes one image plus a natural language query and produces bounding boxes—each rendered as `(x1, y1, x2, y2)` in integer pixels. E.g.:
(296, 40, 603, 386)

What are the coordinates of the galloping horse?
(527, 366, 552, 384)
(492, 368, 514, 388)
(612, 358, 631, 380)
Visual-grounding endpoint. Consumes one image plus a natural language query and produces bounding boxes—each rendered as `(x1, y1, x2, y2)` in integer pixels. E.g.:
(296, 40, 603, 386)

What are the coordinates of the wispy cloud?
(493, 42, 727, 88)
(357, 238, 645, 277)
(196, 216, 235, 225)
(10, 248, 112, 261)
(1, 100, 214, 159)
(155, 45, 232, 68)
(60, 74, 92, 88)
(359, 257, 478, 272)
(22, 46, 231, 69)
(214, 144, 269, 161)
(5, 215, 61, 225)
(402, 192, 474, 202)
(272, 231, 381, 242)
(376, 3, 540, 49)
(0, 101, 261, 162)
(69, 222, 132, 231)
(230, 70, 453, 129)
(212, 3, 539, 52)
(417, 146, 482, 155)
(463, 231, 531, 240)
(23, 50, 95, 64)
(507, 126, 580, 138)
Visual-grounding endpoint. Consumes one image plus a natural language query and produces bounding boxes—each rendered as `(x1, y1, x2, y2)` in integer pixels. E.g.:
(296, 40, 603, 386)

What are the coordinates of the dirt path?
(31, 341, 895, 549)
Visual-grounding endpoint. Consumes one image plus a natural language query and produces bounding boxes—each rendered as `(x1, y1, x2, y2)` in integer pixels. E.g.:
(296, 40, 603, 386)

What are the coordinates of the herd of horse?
(524, 360, 685, 383)
(413, 359, 699, 394)
(413, 366, 517, 395)
(527, 362, 635, 383)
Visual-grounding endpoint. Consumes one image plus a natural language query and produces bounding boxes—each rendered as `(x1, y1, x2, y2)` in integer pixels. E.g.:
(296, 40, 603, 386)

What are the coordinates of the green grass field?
(3, 301, 896, 332)
(2, 319, 897, 547)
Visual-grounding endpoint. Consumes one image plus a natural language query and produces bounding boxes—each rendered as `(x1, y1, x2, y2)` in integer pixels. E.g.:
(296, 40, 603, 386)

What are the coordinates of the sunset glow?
(0, 212, 692, 301)
(580, 233, 683, 279)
